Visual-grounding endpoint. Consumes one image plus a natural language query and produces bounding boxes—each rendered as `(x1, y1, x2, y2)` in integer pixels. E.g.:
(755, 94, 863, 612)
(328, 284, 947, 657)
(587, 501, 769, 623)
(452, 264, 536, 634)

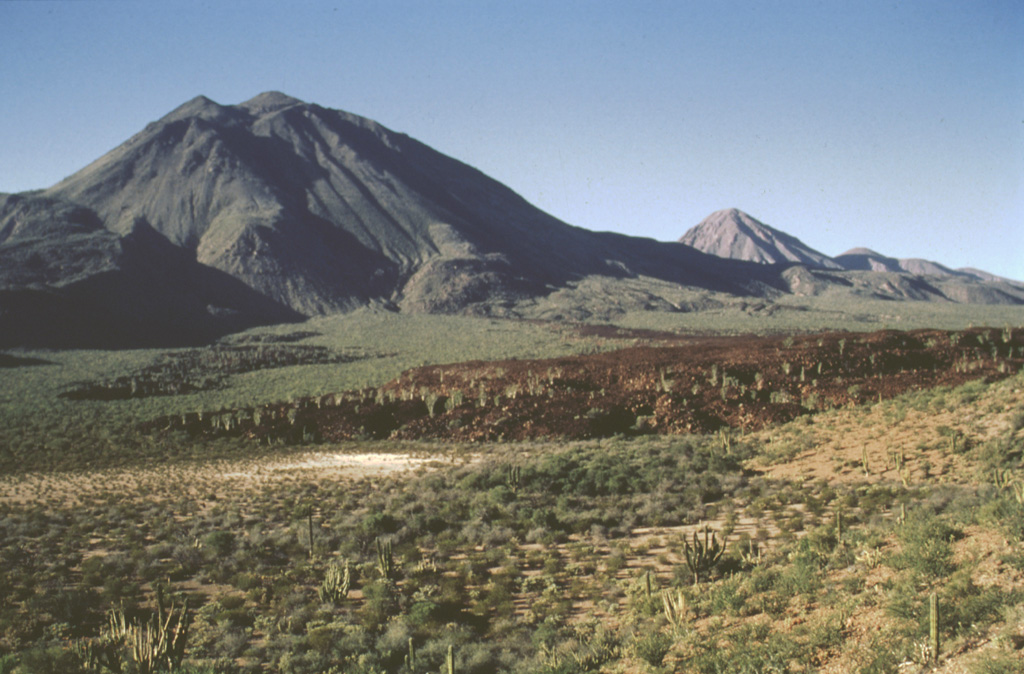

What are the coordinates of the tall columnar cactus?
(446, 644, 455, 674)
(376, 538, 394, 581)
(318, 559, 351, 604)
(739, 538, 761, 565)
(1011, 481, 1024, 505)
(682, 526, 724, 586)
(402, 637, 418, 670)
(307, 505, 315, 559)
(506, 464, 522, 495)
(929, 593, 940, 663)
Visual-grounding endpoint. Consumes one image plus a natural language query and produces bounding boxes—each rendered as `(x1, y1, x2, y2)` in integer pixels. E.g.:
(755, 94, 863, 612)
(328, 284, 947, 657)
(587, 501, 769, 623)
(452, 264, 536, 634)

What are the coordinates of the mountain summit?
(679, 208, 842, 269)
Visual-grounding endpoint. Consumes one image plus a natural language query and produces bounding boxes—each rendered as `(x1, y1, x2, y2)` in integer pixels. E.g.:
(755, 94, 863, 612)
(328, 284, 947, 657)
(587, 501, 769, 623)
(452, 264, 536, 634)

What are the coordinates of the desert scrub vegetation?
(0, 434, 761, 673)
(1, 326, 1022, 671)
(3, 405, 1021, 673)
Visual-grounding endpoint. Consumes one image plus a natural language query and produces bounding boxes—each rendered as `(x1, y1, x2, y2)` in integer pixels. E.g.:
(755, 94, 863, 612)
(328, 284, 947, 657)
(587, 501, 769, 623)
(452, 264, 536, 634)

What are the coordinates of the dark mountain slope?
(0, 196, 300, 348)
(43, 92, 767, 317)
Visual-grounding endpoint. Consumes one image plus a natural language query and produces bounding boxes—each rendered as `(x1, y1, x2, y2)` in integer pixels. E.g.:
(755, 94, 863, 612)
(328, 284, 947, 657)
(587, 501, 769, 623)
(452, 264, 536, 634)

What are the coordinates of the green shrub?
(633, 630, 673, 667)
(891, 510, 959, 579)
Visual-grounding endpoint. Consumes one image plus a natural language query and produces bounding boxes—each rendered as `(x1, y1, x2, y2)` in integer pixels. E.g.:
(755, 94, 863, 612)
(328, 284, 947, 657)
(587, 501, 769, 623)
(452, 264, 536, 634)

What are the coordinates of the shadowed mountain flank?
(38, 93, 769, 319)
(679, 208, 842, 269)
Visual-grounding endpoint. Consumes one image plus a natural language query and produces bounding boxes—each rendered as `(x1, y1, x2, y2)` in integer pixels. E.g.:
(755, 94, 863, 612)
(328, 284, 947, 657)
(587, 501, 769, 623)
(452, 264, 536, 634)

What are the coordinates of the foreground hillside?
(0, 318, 1022, 673)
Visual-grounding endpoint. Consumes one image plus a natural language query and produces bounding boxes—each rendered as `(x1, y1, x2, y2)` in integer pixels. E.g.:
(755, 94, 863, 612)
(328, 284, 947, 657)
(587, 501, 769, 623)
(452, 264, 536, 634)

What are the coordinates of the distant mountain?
(678, 211, 1024, 305)
(1, 92, 777, 347)
(679, 208, 842, 269)
(834, 248, 960, 276)
(833, 248, 1019, 284)
(957, 268, 1024, 286)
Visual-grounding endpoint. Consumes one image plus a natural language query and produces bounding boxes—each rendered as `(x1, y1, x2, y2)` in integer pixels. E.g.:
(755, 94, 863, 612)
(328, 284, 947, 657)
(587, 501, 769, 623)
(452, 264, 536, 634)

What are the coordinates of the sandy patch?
(0, 449, 447, 509)
(222, 451, 433, 477)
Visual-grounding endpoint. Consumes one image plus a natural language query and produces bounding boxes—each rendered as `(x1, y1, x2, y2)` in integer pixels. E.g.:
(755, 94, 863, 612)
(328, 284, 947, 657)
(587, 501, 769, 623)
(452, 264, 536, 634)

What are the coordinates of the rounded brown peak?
(838, 247, 884, 258)
(238, 91, 306, 115)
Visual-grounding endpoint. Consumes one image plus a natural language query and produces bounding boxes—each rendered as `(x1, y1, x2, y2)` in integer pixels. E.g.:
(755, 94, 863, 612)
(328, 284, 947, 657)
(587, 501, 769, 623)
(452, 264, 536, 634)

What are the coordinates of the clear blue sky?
(2, 0, 1022, 280)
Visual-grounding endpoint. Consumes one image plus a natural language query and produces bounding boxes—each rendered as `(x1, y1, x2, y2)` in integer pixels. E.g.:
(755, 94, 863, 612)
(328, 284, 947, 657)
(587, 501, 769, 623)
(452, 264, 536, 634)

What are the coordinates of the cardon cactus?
(682, 526, 724, 585)
(376, 538, 394, 581)
(318, 559, 351, 604)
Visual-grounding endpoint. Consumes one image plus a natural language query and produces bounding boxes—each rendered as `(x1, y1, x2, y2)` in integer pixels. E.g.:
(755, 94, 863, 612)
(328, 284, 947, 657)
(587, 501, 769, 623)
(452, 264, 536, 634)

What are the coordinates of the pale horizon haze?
(2, 0, 1022, 281)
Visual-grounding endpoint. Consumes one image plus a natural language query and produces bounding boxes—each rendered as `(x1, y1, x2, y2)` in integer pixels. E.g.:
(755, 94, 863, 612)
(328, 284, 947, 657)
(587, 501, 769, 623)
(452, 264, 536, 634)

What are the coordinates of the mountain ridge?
(1, 92, 1021, 347)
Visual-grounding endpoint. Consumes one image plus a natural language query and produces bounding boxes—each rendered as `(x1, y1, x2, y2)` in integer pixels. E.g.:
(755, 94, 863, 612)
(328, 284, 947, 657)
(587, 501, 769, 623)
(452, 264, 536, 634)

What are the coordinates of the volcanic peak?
(680, 208, 841, 269)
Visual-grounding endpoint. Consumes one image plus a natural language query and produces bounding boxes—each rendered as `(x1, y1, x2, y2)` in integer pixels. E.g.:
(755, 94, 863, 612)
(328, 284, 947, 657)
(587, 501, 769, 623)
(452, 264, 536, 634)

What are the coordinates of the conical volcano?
(680, 208, 841, 269)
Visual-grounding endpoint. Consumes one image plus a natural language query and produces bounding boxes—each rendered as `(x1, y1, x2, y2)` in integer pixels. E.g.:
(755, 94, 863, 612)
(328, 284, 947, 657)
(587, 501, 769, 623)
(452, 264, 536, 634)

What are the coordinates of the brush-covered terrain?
(1, 312, 1023, 674)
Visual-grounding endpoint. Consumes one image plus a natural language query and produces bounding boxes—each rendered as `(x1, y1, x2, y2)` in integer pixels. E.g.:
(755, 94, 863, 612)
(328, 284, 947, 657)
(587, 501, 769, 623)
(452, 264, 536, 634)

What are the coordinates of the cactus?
(318, 559, 351, 604)
(423, 390, 440, 417)
(446, 644, 455, 674)
(661, 589, 687, 629)
(718, 428, 732, 453)
(506, 464, 522, 495)
(376, 538, 394, 581)
(445, 389, 464, 412)
(992, 468, 1013, 491)
(103, 588, 190, 674)
(929, 592, 940, 663)
(1011, 481, 1024, 505)
(404, 637, 416, 670)
(682, 526, 724, 586)
(658, 368, 674, 393)
(307, 505, 315, 559)
(739, 538, 761, 565)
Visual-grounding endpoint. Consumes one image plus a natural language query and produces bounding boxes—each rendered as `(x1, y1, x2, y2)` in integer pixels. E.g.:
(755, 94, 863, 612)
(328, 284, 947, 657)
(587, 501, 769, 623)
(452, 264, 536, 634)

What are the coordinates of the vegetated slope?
(146, 326, 1024, 445)
(824, 247, 1024, 304)
(680, 208, 842, 269)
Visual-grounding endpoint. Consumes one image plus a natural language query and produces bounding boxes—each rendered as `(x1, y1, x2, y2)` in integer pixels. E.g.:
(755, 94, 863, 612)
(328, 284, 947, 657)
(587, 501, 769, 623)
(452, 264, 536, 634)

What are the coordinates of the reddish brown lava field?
(152, 327, 1024, 444)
